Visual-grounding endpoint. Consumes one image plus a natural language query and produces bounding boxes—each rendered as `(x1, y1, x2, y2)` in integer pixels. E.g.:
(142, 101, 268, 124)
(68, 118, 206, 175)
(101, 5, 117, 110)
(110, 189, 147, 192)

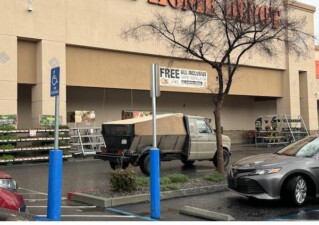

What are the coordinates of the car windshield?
(0, 179, 16, 191)
(276, 137, 319, 157)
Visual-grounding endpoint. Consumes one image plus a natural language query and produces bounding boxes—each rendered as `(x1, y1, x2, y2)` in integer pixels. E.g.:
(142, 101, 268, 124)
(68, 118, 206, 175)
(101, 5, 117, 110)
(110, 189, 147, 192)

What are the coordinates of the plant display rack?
(69, 127, 105, 157)
(255, 114, 309, 147)
(0, 128, 72, 164)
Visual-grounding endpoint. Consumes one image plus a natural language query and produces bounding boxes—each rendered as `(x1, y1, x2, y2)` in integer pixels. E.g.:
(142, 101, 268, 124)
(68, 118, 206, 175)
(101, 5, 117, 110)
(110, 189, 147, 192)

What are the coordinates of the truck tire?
(213, 149, 229, 168)
(139, 154, 150, 176)
(109, 161, 129, 170)
(181, 159, 195, 167)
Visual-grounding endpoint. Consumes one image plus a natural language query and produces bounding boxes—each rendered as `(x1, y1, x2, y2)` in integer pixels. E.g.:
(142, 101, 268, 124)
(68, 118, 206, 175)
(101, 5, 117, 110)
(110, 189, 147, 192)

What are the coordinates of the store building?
(316, 45, 319, 82)
(0, 0, 317, 143)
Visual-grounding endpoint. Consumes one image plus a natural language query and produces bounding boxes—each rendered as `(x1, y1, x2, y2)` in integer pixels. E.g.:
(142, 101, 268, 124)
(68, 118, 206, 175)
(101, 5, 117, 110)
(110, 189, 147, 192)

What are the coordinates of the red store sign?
(148, 0, 281, 28)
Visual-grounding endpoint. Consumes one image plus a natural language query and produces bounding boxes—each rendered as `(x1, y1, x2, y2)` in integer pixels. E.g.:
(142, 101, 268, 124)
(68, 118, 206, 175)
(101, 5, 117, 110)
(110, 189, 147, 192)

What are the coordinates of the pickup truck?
(94, 113, 231, 175)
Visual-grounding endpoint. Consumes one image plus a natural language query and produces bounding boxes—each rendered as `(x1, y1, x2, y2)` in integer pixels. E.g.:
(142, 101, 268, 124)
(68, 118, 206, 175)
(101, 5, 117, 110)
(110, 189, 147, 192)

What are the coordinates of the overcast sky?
(298, 0, 318, 43)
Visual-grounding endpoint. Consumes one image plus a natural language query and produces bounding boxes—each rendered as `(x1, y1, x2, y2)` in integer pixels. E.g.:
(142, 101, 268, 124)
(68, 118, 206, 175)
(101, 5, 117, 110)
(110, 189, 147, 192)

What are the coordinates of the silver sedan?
(227, 136, 319, 206)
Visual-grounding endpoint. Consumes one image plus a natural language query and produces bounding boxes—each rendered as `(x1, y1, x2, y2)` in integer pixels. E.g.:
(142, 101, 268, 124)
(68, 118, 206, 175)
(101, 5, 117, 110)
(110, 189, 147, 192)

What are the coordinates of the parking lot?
(0, 144, 284, 221)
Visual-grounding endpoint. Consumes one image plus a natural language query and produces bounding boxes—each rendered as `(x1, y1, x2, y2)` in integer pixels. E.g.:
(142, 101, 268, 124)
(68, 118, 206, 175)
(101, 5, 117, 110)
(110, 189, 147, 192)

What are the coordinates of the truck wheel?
(139, 154, 150, 176)
(213, 149, 229, 168)
(181, 159, 195, 167)
(109, 161, 129, 170)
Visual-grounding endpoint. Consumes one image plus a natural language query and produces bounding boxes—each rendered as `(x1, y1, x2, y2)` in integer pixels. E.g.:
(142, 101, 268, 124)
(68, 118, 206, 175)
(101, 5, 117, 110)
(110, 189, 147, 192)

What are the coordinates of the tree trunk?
(214, 99, 225, 176)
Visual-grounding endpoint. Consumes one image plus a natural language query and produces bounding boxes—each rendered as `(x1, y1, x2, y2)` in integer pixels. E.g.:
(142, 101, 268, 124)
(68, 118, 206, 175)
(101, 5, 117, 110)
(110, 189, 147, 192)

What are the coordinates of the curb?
(68, 184, 226, 208)
(179, 206, 235, 221)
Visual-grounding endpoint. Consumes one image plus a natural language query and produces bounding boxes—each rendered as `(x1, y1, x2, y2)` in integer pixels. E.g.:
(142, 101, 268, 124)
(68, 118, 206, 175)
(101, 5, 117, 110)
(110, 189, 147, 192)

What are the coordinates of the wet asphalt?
(1, 144, 319, 221)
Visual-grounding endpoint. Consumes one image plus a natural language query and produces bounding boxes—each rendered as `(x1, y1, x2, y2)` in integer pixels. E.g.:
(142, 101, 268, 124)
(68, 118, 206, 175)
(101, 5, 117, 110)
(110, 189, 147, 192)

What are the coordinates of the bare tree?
(122, 0, 314, 175)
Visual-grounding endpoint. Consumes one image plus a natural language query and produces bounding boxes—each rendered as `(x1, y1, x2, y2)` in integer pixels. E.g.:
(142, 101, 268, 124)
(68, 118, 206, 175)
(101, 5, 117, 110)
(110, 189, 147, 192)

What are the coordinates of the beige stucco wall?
(66, 46, 283, 97)
(18, 40, 36, 84)
(0, 35, 17, 115)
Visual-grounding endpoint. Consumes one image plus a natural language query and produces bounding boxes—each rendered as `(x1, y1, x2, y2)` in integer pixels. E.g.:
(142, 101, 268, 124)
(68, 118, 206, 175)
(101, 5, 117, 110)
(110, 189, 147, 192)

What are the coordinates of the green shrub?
(161, 184, 179, 191)
(0, 134, 17, 140)
(136, 177, 150, 186)
(0, 144, 15, 150)
(160, 177, 172, 185)
(109, 169, 137, 192)
(59, 125, 70, 129)
(0, 155, 14, 160)
(204, 171, 224, 183)
(0, 125, 15, 131)
(166, 174, 189, 183)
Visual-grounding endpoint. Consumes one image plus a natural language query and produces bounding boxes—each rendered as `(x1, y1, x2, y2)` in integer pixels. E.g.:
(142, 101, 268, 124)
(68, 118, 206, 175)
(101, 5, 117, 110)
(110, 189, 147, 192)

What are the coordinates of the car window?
(0, 179, 16, 190)
(276, 137, 319, 157)
(296, 138, 319, 157)
(196, 119, 212, 134)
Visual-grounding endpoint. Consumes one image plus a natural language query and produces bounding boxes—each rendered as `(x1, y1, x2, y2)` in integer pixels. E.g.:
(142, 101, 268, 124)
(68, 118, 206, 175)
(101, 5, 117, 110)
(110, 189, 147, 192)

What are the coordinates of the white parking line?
(27, 205, 97, 209)
(36, 214, 135, 218)
(25, 199, 48, 201)
(19, 188, 48, 195)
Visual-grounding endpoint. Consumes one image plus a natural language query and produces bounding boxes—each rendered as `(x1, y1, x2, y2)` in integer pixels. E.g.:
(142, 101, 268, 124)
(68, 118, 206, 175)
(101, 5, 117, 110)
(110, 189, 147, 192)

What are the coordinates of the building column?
(0, 35, 17, 116)
(277, 69, 318, 132)
(299, 70, 318, 132)
(32, 40, 66, 127)
(276, 70, 301, 116)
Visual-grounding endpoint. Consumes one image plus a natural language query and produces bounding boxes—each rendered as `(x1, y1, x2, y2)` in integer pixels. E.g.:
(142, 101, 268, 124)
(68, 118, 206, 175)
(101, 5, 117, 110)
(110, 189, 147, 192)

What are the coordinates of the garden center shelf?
(0, 128, 71, 164)
(0, 155, 72, 164)
(254, 114, 309, 148)
(69, 127, 105, 157)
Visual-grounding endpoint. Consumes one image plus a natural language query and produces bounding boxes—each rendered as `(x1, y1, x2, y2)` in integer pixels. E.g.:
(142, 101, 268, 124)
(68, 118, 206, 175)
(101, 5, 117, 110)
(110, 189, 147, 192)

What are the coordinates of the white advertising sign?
(159, 67, 207, 88)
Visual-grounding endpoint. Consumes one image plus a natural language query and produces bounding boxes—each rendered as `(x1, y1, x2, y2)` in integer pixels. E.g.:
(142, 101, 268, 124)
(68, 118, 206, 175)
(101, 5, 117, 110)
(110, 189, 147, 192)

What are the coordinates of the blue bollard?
(150, 148, 160, 219)
(47, 149, 63, 221)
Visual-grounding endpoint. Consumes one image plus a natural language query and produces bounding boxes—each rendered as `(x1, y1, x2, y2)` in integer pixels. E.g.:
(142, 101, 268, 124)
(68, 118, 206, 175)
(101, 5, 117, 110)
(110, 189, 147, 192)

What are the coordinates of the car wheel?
(181, 159, 195, 167)
(213, 149, 230, 168)
(283, 175, 307, 206)
(139, 154, 150, 176)
(109, 161, 129, 170)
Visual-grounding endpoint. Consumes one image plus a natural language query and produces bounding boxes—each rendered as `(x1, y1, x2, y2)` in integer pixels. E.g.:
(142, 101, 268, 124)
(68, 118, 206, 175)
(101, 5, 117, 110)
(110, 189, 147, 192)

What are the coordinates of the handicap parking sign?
(50, 67, 60, 97)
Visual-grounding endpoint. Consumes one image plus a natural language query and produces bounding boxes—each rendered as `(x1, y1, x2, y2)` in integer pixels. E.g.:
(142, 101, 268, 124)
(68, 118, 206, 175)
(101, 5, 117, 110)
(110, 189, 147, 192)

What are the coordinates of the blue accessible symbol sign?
(50, 67, 60, 97)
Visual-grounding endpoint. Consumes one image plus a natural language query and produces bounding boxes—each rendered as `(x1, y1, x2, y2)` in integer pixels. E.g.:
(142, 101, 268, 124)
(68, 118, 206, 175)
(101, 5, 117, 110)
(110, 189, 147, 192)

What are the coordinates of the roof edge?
(285, 0, 316, 13)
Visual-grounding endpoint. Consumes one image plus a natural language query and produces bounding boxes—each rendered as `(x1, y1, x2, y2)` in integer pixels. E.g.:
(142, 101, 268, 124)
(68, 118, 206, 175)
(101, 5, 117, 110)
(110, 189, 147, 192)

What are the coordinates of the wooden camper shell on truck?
(101, 113, 188, 154)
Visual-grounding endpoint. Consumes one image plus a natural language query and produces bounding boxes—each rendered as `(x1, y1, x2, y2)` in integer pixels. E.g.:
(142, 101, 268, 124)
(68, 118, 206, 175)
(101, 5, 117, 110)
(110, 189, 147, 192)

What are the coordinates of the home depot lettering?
(148, 0, 281, 28)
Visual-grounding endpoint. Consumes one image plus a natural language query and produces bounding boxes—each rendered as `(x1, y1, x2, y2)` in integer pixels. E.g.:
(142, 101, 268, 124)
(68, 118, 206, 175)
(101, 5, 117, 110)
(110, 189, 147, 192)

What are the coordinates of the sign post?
(150, 63, 160, 219)
(47, 67, 63, 221)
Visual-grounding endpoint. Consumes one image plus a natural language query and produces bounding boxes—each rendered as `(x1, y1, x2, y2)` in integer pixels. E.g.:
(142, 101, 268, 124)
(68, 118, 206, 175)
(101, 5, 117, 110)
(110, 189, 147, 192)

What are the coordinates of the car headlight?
(254, 168, 281, 175)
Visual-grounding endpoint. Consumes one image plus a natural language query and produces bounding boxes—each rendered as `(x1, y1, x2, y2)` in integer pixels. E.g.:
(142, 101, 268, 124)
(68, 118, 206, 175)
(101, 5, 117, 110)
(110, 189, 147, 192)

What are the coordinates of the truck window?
(196, 119, 212, 134)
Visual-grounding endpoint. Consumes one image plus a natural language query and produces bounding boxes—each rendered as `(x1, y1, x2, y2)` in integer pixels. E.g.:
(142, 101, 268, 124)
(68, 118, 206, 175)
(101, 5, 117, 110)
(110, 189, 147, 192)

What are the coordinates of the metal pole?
(150, 64, 160, 219)
(152, 65, 157, 148)
(47, 94, 63, 221)
(54, 95, 59, 149)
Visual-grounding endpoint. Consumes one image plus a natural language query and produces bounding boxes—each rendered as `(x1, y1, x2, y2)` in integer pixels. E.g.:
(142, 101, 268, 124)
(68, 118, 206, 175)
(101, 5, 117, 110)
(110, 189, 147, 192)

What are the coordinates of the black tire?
(181, 159, 195, 167)
(110, 161, 118, 170)
(109, 161, 129, 170)
(282, 175, 307, 206)
(213, 149, 230, 168)
(139, 154, 150, 176)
